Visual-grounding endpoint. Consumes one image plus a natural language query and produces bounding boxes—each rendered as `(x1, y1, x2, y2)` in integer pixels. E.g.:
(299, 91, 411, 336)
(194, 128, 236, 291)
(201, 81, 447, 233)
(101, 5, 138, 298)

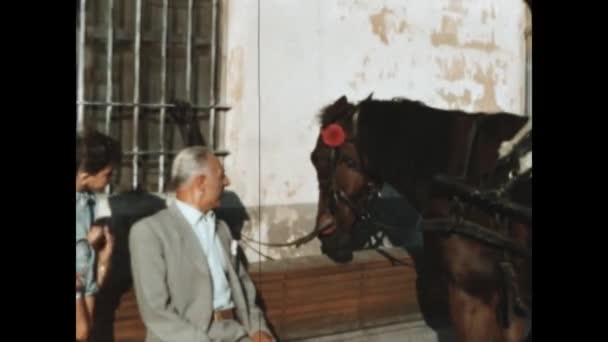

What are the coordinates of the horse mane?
(317, 96, 527, 184)
(317, 95, 439, 127)
(353, 96, 528, 209)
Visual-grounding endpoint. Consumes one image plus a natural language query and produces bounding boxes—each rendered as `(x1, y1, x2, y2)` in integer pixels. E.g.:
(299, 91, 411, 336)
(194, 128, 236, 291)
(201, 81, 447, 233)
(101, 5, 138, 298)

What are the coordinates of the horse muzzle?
(317, 213, 337, 236)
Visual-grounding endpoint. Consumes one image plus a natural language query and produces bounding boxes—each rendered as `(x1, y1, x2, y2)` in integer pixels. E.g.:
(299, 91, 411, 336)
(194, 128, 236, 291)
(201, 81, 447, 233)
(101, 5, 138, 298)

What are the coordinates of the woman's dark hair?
(76, 129, 122, 176)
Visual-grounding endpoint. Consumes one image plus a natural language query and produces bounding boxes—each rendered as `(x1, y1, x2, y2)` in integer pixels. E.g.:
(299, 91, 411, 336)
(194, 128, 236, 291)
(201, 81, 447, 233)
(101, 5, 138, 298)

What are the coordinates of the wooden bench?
(113, 247, 427, 341)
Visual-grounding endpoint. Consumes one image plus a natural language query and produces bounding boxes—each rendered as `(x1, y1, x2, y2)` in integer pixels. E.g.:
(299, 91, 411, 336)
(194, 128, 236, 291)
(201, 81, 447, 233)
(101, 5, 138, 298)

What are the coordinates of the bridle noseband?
(323, 142, 381, 224)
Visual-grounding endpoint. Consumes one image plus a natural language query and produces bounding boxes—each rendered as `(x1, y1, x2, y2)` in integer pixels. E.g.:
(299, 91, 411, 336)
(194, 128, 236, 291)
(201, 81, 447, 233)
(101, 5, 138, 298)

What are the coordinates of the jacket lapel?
(216, 220, 250, 319)
(167, 203, 211, 277)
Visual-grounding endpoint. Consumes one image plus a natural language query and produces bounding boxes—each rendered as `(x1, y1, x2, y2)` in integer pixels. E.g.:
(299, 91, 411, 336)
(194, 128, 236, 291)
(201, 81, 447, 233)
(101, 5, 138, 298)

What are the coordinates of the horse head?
(310, 94, 381, 263)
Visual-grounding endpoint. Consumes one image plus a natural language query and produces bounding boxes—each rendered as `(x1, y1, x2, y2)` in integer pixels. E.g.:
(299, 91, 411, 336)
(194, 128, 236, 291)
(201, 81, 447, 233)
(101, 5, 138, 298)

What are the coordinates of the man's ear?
(194, 173, 207, 189)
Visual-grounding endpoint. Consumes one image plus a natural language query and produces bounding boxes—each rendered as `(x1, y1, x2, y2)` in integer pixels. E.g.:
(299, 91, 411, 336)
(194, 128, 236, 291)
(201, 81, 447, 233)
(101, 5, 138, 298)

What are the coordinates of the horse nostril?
(318, 213, 336, 236)
(319, 224, 337, 236)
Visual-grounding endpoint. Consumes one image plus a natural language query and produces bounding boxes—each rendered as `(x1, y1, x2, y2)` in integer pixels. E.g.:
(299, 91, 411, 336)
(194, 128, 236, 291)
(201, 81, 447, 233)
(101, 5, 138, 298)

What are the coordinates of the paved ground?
(288, 319, 457, 342)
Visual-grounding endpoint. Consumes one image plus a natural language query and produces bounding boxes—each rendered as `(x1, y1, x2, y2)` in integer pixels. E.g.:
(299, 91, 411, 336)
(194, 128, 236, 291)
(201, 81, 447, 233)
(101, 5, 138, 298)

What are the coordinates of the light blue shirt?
(76, 192, 98, 297)
(175, 200, 234, 310)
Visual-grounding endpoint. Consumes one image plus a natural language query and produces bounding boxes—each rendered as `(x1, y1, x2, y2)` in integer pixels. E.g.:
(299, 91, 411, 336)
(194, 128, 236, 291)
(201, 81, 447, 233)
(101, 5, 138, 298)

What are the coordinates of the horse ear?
(335, 95, 348, 106)
(364, 92, 374, 101)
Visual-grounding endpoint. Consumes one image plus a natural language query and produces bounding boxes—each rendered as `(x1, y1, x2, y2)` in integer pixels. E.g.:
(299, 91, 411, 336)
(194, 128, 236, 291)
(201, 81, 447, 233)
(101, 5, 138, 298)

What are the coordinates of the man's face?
(80, 165, 113, 192)
(199, 155, 230, 210)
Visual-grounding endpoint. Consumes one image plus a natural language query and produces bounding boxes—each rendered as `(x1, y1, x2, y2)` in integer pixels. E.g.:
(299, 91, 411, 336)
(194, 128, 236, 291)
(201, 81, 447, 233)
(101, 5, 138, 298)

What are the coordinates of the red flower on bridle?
(321, 124, 346, 147)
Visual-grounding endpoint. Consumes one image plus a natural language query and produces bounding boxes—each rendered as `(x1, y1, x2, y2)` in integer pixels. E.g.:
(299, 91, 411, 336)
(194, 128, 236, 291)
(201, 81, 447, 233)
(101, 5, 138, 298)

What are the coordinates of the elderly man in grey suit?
(129, 146, 274, 342)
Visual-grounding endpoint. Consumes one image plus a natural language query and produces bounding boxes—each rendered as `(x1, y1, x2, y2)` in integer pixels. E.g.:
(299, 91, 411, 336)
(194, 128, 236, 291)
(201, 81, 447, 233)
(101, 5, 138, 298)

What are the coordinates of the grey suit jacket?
(129, 203, 271, 342)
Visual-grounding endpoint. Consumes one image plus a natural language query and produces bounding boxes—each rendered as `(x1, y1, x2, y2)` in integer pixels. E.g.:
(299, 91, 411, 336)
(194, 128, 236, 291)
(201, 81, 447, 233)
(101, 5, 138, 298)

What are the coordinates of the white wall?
(219, 0, 529, 262)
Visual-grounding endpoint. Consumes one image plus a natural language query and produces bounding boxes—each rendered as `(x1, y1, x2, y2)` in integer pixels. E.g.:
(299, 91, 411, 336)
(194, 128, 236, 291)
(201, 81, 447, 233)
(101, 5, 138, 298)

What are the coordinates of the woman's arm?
(88, 225, 114, 288)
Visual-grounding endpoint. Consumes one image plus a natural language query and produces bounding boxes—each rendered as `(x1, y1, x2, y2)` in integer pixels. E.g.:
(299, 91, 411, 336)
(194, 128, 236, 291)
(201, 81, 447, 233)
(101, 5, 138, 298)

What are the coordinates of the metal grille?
(525, 32, 531, 118)
(76, 0, 227, 193)
(524, 11, 532, 118)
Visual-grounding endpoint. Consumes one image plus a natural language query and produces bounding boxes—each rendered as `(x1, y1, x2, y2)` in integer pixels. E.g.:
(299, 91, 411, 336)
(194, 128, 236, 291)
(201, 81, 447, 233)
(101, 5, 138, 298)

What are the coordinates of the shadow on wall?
(214, 191, 282, 339)
(215, 190, 250, 241)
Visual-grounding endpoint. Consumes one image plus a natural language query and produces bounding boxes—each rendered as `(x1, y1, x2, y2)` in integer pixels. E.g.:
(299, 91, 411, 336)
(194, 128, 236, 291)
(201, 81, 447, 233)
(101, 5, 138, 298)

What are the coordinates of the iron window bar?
(77, 0, 228, 193)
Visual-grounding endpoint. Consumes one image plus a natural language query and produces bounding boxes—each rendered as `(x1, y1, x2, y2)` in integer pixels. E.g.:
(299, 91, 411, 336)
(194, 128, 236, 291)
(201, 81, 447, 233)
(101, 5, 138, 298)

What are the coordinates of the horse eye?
(345, 159, 357, 169)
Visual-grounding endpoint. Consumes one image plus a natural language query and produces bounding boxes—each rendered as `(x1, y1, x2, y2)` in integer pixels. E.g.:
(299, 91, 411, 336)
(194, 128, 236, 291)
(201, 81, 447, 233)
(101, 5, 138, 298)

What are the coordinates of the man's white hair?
(170, 146, 213, 189)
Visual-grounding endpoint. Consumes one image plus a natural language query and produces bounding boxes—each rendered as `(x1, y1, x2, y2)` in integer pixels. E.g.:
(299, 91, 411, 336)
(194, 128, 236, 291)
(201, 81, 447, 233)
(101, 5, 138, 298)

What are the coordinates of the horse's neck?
(360, 108, 472, 212)
(362, 109, 525, 213)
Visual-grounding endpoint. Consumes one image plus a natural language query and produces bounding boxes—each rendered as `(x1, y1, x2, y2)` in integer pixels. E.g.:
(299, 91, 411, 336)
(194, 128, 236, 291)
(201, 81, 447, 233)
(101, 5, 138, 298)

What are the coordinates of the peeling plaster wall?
(219, 0, 529, 262)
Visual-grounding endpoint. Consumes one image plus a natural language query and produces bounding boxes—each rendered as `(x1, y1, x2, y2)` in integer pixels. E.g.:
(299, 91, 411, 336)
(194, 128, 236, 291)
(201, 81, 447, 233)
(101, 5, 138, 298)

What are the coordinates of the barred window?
(524, 8, 532, 118)
(76, 0, 228, 193)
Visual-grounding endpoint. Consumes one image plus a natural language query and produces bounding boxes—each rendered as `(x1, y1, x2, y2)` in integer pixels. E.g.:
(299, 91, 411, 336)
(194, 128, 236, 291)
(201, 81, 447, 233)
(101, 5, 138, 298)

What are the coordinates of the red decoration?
(321, 124, 346, 147)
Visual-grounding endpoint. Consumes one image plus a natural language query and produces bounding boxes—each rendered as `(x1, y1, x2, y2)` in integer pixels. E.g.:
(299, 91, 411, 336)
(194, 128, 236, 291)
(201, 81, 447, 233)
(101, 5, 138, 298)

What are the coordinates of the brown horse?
(310, 95, 531, 341)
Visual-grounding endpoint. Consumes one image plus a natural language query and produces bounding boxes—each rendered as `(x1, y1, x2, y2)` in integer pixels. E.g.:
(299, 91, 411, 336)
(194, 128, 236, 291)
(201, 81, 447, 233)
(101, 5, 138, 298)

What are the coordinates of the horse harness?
(325, 114, 530, 253)
(324, 142, 381, 221)
(427, 118, 532, 327)
(324, 112, 532, 327)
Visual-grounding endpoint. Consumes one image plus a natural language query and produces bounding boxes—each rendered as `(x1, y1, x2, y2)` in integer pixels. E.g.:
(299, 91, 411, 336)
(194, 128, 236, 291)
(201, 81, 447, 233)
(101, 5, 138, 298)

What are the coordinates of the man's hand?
(87, 225, 105, 250)
(87, 225, 114, 264)
(76, 273, 84, 292)
(96, 226, 114, 266)
(87, 225, 114, 287)
(251, 331, 273, 342)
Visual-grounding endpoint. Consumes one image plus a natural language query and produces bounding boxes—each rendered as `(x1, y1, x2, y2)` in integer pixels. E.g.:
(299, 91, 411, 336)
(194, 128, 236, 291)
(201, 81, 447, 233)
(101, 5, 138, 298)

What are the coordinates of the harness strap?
(433, 174, 532, 224)
(498, 261, 515, 328)
(499, 261, 531, 323)
(459, 117, 480, 180)
(424, 218, 531, 259)
(504, 261, 531, 317)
